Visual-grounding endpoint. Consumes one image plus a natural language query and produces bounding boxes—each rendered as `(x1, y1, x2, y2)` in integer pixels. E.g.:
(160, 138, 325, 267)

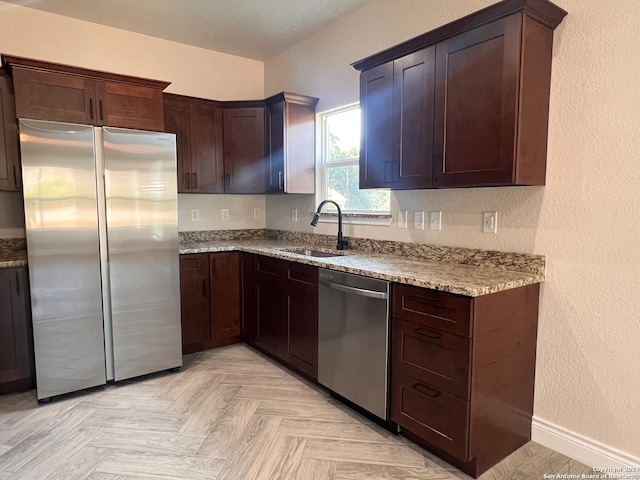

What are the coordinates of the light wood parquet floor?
(0, 344, 591, 480)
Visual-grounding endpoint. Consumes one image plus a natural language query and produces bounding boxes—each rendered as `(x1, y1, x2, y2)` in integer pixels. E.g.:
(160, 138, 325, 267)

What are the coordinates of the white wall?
(265, 0, 640, 463)
(0, 1, 267, 236)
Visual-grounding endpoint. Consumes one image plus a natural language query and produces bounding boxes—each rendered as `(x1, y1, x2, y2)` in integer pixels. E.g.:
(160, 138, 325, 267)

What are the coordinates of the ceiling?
(3, 0, 373, 61)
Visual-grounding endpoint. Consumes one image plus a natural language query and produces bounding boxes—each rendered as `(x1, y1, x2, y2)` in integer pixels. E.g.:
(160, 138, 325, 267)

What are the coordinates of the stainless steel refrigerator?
(19, 119, 182, 401)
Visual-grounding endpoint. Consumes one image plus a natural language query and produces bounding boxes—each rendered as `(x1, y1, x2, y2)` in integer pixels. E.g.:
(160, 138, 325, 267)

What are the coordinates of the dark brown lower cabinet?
(252, 255, 318, 381)
(391, 283, 540, 478)
(0, 266, 34, 395)
(179, 252, 241, 355)
(239, 252, 255, 341)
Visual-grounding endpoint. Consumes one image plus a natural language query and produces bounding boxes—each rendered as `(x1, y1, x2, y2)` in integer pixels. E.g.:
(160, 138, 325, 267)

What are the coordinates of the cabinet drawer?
(287, 262, 318, 291)
(393, 284, 472, 337)
(255, 255, 287, 281)
(392, 318, 470, 399)
(391, 370, 468, 460)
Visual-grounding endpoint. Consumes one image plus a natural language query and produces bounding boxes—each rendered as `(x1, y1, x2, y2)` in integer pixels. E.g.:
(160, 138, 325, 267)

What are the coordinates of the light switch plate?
(429, 211, 441, 231)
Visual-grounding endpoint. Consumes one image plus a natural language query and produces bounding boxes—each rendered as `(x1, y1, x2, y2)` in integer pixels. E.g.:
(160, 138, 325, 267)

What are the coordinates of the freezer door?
(102, 127, 182, 381)
(19, 119, 107, 400)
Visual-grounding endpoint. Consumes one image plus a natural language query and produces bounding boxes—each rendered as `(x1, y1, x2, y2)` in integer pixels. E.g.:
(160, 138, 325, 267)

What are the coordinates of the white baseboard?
(532, 416, 640, 468)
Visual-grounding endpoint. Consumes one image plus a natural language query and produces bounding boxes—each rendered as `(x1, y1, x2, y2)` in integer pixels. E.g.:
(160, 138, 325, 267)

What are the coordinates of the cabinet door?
(254, 256, 288, 359)
(433, 16, 521, 187)
(359, 62, 395, 189)
(179, 254, 211, 355)
(190, 104, 224, 193)
(239, 252, 255, 341)
(393, 47, 435, 189)
(209, 252, 240, 340)
(0, 76, 21, 191)
(95, 81, 164, 131)
(12, 67, 95, 124)
(287, 262, 318, 379)
(164, 98, 192, 192)
(0, 267, 34, 395)
(223, 107, 266, 193)
(265, 101, 285, 193)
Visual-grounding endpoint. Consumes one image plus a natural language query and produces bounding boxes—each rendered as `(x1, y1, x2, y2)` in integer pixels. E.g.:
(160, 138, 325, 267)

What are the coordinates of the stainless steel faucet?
(311, 200, 349, 250)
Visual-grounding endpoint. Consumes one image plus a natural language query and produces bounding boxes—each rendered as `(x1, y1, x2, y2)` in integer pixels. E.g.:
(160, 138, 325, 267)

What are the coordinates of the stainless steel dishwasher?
(318, 268, 394, 427)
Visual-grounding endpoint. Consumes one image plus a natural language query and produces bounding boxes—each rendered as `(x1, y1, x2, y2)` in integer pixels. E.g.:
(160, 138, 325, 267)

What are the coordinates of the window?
(319, 104, 390, 214)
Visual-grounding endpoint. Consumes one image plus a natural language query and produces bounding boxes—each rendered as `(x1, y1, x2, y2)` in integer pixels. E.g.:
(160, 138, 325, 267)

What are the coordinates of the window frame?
(317, 103, 391, 217)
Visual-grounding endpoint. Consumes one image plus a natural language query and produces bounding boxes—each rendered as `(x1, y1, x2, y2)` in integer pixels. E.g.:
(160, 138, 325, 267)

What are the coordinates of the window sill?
(317, 212, 392, 227)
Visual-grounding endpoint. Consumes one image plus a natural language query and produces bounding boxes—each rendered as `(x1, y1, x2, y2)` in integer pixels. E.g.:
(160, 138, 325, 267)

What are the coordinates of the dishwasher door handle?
(321, 280, 388, 300)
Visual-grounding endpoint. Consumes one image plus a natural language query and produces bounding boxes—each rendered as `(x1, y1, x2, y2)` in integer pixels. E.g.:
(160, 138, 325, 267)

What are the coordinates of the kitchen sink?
(279, 247, 346, 258)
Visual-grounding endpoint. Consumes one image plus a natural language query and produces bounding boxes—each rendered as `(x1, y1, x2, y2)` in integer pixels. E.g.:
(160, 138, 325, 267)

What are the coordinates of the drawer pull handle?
(411, 383, 440, 398)
(412, 328, 441, 339)
(412, 295, 440, 302)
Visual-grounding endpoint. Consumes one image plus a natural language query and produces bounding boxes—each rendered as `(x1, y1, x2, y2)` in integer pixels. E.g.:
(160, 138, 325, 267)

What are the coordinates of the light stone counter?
(0, 239, 27, 268)
(180, 238, 544, 297)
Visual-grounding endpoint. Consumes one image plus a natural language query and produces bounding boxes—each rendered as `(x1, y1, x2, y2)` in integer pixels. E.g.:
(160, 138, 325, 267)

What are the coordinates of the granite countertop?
(180, 238, 545, 297)
(0, 239, 27, 268)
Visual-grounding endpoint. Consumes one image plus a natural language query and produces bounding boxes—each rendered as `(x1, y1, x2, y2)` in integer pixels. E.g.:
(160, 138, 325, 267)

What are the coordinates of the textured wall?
(0, 0, 265, 236)
(265, 0, 640, 459)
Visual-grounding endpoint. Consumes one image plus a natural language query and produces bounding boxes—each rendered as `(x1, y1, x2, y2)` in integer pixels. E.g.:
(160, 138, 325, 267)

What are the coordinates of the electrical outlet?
(483, 211, 497, 234)
(253, 207, 262, 219)
(413, 211, 424, 230)
(291, 208, 298, 222)
(221, 208, 230, 221)
(429, 211, 442, 231)
(397, 210, 408, 229)
(190, 209, 200, 222)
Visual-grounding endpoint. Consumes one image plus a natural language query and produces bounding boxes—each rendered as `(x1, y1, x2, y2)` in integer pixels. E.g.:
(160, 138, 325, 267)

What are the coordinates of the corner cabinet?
(164, 94, 224, 193)
(223, 103, 266, 194)
(3, 55, 169, 132)
(178, 252, 241, 355)
(0, 73, 21, 191)
(0, 266, 34, 395)
(390, 283, 540, 477)
(265, 92, 318, 194)
(354, 0, 567, 189)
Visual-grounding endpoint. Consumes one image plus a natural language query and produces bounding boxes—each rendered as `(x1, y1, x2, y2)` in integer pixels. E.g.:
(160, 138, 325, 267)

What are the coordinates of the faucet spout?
(311, 200, 349, 250)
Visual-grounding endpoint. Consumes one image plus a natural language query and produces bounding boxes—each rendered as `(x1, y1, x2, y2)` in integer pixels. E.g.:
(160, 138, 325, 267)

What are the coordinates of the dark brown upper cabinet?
(0, 72, 20, 191)
(223, 102, 266, 194)
(3, 55, 169, 132)
(353, 0, 567, 190)
(164, 94, 224, 193)
(265, 92, 318, 194)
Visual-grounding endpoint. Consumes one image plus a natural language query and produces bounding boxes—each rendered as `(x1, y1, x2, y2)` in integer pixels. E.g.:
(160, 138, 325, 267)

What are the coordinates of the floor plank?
(0, 344, 589, 480)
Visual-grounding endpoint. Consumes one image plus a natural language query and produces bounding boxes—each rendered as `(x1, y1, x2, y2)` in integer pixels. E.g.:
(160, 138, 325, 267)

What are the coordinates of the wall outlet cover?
(397, 210, 408, 229)
(429, 211, 441, 231)
(221, 208, 230, 221)
(414, 211, 425, 230)
(483, 211, 497, 234)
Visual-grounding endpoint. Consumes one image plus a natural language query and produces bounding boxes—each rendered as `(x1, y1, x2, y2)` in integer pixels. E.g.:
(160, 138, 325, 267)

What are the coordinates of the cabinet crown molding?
(2, 54, 171, 90)
(352, 0, 567, 71)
